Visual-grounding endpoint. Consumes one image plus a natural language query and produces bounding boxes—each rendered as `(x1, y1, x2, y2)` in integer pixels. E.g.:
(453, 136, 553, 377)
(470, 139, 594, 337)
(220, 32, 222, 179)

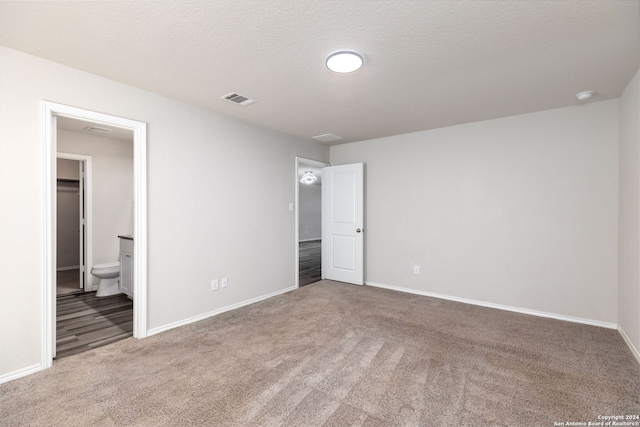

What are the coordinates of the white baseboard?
(299, 238, 321, 243)
(56, 265, 80, 271)
(618, 326, 640, 365)
(147, 285, 297, 337)
(0, 364, 42, 385)
(365, 281, 617, 330)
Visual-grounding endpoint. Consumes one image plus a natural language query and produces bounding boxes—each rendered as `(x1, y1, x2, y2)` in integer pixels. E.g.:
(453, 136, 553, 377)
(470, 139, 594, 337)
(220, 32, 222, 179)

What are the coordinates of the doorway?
(295, 157, 329, 287)
(55, 119, 136, 359)
(295, 158, 365, 287)
(56, 156, 84, 295)
(55, 156, 88, 295)
(42, 101, 147, 369)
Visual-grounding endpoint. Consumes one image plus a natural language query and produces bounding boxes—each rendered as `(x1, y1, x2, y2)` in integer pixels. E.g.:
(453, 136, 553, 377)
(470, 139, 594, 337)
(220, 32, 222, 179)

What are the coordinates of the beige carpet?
(1, 280, 639, 426)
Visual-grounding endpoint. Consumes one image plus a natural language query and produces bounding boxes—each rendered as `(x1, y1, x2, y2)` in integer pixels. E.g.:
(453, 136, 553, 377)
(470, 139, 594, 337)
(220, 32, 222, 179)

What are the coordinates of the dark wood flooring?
(299, 240, 321, 287)
(56, 291, 133, 359)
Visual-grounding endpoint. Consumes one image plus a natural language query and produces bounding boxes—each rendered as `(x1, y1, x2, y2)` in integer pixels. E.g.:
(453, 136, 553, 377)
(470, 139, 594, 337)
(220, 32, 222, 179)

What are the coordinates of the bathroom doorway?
(296, 157, 329, 287)
(54, 117, 135, 359)
(42, 101, 148, 368)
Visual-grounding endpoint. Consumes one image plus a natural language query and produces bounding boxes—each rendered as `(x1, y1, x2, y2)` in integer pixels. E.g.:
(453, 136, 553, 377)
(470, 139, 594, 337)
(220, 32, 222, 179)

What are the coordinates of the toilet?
(91, 262, 121, 297)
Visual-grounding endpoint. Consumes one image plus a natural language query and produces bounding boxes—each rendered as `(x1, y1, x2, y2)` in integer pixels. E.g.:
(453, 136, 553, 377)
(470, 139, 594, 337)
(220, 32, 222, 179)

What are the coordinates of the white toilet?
(91, 262, 121, 297)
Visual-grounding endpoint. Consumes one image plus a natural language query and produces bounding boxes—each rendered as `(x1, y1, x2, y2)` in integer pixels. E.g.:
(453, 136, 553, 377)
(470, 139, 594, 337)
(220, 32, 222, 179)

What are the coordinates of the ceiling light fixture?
(576, 90, 595, 101)
(326, 51, 364, 73)
(300, 171, 318, 185)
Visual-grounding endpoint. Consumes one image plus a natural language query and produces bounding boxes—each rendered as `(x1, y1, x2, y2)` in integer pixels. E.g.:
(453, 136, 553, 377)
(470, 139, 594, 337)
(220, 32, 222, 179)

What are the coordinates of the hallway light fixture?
(300, 171, 317, 185)
(576, 90, 595, 101)
(326, 51, 364, 73)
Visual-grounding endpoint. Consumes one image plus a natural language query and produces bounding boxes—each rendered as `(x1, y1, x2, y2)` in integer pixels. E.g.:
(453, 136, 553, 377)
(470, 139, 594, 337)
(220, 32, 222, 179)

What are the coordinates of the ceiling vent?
(85, 126, 112, 134)
(221, 92, 258, 107)
(313, 133, 343, 143)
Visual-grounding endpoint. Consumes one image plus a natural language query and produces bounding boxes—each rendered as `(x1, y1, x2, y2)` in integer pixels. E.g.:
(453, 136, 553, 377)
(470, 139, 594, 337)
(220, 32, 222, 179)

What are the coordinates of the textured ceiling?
(1, 1, 638, 145)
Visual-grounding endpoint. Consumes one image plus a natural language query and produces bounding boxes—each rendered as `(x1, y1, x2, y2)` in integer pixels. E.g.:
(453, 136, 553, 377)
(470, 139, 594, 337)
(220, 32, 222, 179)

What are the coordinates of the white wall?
(57, 158, 79, 180)
(618, 67, 640, 356)
(0, 46, 328, 378)
(58, 130, 134, 287)
(331, 100, 619, 325)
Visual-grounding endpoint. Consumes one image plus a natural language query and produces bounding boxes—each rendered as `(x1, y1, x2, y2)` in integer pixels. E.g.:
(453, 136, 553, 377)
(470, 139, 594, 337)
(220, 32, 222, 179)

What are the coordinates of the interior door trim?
(42, 101, 148, 370)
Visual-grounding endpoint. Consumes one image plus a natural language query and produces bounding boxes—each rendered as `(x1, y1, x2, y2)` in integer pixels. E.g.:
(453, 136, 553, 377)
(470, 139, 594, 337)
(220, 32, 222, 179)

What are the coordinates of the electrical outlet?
(413, 265, 420, 274)
(221, 277, 228, 288)
(211, 279, 219, 291)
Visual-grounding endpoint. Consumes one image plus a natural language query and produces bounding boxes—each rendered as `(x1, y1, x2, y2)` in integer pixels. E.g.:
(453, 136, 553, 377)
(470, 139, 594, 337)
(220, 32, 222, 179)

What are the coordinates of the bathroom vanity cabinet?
(119, 236, 134, 299)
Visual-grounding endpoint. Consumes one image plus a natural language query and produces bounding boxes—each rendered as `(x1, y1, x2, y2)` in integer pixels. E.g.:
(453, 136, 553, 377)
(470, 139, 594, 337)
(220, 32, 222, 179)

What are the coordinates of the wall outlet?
(211, 279, 219, 291)
(221, 277, 228, 288)
(413, 265, 420, 274)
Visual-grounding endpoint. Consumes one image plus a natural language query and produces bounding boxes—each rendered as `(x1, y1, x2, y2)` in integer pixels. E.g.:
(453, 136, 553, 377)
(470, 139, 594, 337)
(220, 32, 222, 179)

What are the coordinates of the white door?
(322, 163, 364, 285)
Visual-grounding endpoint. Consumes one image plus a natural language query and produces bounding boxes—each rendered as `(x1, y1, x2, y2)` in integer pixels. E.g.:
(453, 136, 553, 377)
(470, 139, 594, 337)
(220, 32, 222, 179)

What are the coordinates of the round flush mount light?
(576, 90, 595, 101)
(326, 51, 364, 73)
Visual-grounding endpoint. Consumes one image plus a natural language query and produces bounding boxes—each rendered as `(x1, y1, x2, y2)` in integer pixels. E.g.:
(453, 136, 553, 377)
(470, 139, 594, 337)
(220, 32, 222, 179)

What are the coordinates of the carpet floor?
(1, 280, 638, 426)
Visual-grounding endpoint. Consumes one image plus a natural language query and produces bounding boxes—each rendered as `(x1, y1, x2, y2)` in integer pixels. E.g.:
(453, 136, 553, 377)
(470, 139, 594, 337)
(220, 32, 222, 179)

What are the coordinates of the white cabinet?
(119, 237, 134, 299)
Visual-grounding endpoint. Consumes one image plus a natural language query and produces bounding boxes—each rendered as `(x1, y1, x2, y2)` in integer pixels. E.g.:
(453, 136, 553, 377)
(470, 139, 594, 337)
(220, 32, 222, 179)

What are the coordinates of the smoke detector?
(221, 92, 258, 107)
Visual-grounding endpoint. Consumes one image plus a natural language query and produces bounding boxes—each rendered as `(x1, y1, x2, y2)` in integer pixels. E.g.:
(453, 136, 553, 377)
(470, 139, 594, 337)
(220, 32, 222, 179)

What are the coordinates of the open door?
(78, 160, 86, 291)
(322, 163, 364, 285)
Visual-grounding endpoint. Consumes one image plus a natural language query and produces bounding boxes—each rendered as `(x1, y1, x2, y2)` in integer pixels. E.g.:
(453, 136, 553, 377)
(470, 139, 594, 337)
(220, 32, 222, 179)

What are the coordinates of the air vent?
(85, 126, 112, 134)
(312, 133, 343, 143)
(221, 92, 258, 107)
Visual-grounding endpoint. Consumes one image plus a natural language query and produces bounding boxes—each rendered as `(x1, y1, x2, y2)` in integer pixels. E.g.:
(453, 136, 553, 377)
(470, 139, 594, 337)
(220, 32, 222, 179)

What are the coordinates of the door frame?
(42, 101, 148, 368)
(295, 156, 329, 288)
(56, 153, 92, 293)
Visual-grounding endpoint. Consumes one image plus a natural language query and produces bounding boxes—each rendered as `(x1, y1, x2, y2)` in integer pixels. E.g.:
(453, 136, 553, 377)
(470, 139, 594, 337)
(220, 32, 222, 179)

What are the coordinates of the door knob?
(356, 228, 362, 233)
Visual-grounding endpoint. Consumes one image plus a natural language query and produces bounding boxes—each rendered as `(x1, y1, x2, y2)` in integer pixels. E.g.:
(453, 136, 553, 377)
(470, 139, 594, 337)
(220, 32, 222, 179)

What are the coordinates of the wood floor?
(299, 240, 321, 287)
(56, 291, 133, 359)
